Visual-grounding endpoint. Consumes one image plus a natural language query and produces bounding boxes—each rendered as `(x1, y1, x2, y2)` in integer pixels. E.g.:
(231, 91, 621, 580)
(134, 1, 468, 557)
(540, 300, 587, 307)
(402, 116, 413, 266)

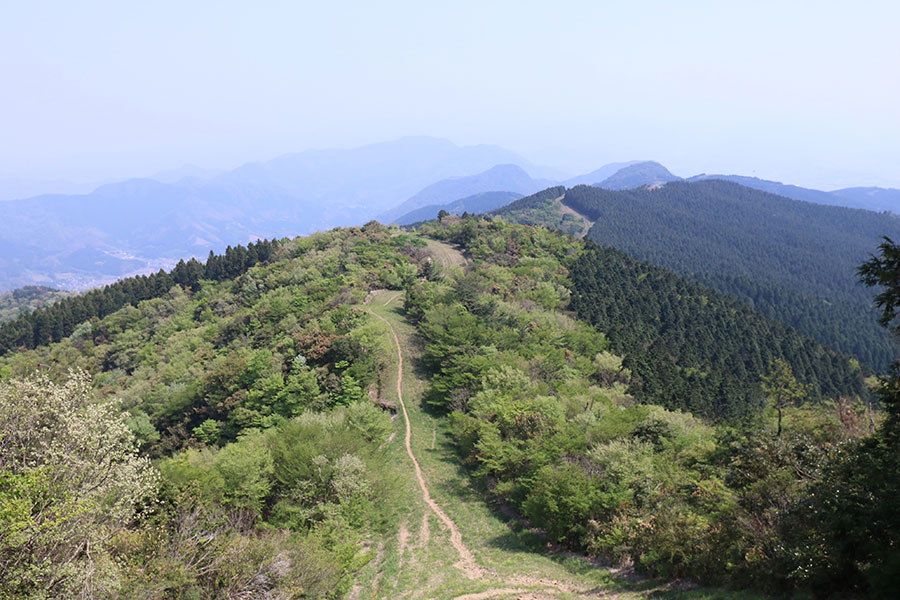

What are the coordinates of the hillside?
(568, 181, 900, 369)
(569, 242, 865, 420)
(0, 285, 72, 323)
(1, 217, 881, 598)
(495, 181, 900, 370)
(395, 191, 524, 226)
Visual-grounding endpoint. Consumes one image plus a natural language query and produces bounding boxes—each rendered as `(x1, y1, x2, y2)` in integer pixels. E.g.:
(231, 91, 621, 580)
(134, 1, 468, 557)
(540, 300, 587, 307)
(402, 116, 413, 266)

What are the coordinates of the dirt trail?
(365, 293, 613, 599)
(398, 520, 410, 569)
(424, 238, 467, 271)
(555, 194, 593, 237)
(453, 592, 558, 600)
(368, 307, 487, 579)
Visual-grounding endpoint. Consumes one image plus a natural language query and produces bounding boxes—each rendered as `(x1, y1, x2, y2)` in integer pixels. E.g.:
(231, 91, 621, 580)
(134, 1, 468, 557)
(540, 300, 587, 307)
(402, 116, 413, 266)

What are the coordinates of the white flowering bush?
(0, 370, 158, 599)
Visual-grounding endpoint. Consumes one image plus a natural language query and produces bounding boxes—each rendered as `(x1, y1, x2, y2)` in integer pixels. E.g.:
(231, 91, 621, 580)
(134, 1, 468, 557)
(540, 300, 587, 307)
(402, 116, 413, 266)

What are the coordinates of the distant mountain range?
(409, 161, 899, 225)
(0, 137, 549, 291)
(0, 137, 897, 293)
(395, 191, 524, 226)
(381, 164, 552, 223)
(594, 161, 680, 189)
(687, 174, 900, 212)
(559, 161, 642, 187)
(388, 160, 676, 225)
(830, 187, 900, 212)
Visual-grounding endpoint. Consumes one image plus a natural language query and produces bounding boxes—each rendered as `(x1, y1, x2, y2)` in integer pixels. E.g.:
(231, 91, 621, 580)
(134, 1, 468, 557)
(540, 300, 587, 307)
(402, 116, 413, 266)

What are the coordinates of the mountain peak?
(379, 163, 551, 222)
(596, 161, 681, 190)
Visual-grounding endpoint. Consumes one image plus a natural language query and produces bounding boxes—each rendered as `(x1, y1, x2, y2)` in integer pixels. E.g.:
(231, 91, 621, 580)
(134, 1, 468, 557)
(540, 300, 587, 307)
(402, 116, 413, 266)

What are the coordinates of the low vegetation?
(411, 216, 890, 595)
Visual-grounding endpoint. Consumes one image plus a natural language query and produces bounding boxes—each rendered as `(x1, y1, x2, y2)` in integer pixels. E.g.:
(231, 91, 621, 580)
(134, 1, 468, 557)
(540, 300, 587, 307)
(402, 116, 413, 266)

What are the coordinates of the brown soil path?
(367, 307, 487, 579)
(365, 291, 615, 599)
(555, 194, 593, 237)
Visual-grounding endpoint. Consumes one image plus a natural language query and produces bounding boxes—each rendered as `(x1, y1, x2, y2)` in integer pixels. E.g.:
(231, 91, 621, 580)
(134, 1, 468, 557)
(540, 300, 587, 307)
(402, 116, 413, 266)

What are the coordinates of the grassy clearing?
(424, 238, 467, 273)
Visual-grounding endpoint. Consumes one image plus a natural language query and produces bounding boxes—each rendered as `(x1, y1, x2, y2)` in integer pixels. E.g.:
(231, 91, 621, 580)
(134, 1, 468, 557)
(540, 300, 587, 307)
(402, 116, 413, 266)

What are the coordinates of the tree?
(793, 239, 900, 596)
(0, 371, 157, 598)
(860, 236, 900, 429)
(761, 358, 810, 436)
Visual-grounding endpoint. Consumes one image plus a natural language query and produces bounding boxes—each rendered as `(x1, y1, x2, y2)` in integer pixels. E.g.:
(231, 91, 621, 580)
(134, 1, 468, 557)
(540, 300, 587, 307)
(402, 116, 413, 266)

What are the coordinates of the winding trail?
(364, 290, 611, 599)
(367, 307, 486, 578)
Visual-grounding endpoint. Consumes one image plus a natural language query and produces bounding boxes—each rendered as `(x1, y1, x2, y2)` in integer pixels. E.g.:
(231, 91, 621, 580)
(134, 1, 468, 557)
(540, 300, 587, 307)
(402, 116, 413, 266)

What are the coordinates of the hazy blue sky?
(2, 0, 898, 188)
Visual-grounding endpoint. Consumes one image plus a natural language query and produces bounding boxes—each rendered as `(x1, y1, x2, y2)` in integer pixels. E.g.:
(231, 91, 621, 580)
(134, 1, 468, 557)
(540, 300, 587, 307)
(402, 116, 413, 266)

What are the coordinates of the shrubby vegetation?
(1, 214, 895, 598)
(0, 369, 393, 599)
(411, 215, 886, 596)
(0, 371, 157, 598)
(0, 225, 422, 451)
(0, 223, 427, 598)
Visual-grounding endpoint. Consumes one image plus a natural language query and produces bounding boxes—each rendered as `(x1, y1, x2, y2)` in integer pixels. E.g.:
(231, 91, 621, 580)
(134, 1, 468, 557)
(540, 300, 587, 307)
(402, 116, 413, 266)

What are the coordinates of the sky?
(2, 0, 899, 189)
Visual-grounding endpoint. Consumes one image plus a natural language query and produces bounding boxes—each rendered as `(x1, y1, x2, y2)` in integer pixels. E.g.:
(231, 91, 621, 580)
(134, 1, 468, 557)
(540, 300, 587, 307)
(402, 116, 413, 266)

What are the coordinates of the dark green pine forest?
(560, 180, 900, 371)
(569, 242, 866, 422)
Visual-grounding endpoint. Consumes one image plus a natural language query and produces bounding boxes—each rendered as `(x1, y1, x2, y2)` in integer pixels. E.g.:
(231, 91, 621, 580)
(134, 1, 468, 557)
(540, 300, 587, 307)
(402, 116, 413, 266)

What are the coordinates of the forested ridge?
(0, 238, 279, 356)
(569, 242, 866, 422)
(562, 180, 900, 370)
(0, 216, 896, 598)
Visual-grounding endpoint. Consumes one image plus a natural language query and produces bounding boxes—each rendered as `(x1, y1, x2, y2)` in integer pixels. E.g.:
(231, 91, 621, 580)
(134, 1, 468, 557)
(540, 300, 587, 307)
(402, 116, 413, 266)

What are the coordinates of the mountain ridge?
(379, 164, 552, 223)
(394, 191, 524, 226)
(492, 180, 900, 370)
(2, 142, 898, 294)
(0, 138, 553, 292)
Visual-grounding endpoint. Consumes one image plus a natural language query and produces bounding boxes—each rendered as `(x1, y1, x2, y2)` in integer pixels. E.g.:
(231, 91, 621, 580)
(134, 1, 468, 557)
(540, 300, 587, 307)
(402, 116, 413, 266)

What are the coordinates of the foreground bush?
(0, 371, 157, 599)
